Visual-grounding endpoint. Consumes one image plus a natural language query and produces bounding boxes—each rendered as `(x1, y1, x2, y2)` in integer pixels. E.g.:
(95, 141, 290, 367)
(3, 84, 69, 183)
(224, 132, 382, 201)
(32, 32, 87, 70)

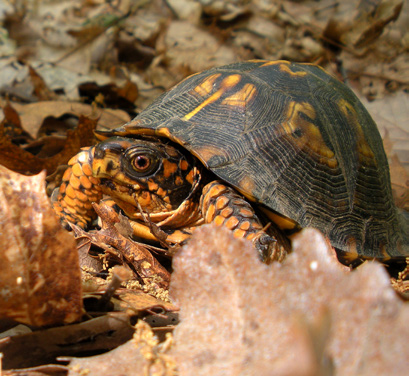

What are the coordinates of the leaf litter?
(0, 0, 408, 374)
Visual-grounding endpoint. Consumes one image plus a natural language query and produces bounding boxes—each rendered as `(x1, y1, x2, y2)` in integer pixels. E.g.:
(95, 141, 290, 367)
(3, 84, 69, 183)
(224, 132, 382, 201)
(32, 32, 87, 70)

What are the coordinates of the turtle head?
(91, 137, 200, 214)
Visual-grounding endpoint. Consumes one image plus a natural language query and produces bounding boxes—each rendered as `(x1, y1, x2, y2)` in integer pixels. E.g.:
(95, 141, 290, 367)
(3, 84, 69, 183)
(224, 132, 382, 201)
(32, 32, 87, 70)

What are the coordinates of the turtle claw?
(255, 233, 286, 264)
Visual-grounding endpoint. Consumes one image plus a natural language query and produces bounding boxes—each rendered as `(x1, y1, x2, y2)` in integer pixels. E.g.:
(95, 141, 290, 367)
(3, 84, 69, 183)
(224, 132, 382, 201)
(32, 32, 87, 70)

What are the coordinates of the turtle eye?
(134, 154, 151, 172)
(130, 152, 160, 175)
(122, 146, 161, 178)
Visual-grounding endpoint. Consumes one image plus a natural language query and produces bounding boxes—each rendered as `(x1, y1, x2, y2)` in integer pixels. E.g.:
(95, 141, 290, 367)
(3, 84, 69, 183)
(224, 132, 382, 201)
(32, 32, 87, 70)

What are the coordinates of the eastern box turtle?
(53, 60, 409, 264)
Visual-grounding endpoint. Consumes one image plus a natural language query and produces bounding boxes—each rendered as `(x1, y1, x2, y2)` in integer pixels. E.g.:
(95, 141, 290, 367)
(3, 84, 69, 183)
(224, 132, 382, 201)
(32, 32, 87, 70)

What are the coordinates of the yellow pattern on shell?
(183, 74, 242, 120)
(283, 101, 338, 169)
(221, 83, 258, 108)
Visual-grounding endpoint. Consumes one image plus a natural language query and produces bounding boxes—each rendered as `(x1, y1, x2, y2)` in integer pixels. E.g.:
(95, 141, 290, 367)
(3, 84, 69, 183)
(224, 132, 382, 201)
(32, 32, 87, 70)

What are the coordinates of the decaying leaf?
(0, 100, 131, 139)
(28, 65, 58, 101)
(0, 166, 82, 327)
(0, 113, 97, 175)
(162, 21, 236, 78)
(0, 312, 134, 369)
(170, 225, 409, 376)
(68, 320, 176, 376)
(389, 154, 409, 210)
(71, 202, 171, 291)
(323, 0, 403, 48)
(118, 289, 176, 315)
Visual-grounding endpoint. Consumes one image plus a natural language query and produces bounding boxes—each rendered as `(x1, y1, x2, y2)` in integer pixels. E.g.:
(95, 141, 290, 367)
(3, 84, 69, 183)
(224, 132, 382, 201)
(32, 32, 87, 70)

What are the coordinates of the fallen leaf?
(389, 154, 409, 210)
(0, 166, 82, 327)
(162, 21, 236, 76)
(1, 364, 68, 376)
(169, 225, 409, 376)
(70, 202, 171, 291)
(323, 0, 403, 48)
(0, 312, 133, 369)
(169, 225, 318, 376)
(0, 114, 97, 175)
(0, 99, 131, 139)
(68, 320, 176, 376)
(28, 65, 58, 101)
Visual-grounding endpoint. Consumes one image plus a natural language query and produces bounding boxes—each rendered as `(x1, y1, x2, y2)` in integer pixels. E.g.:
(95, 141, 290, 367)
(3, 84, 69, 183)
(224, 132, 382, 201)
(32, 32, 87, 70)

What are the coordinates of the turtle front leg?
(200, 181, 288, 262)
(52, 147, 103, 229)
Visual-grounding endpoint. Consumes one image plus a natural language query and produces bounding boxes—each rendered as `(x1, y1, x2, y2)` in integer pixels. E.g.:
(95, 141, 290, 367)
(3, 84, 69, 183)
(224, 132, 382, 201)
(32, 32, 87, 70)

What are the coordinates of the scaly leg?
(200, 181, 288, 262)
(52, 147, 102, 229)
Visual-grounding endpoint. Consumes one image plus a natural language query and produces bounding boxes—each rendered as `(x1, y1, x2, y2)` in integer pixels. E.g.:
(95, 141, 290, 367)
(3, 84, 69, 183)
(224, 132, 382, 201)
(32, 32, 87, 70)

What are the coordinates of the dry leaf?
(359, 91, 409, 170)
(170, 225, 409, 376)
(170, 225, 318, 376)
(1, 364, 68, 376)
(323, 0, 403, 48)
(71, 202, 171, 290)
(0, 313, 133, 369)
(389, 154, 409, 210)
(118, 289, 177, 314)
(0, 166, 82, 327)
(163, 21, 236, 75)
(68, 321, 176, 376)
(0, 114, 97, 174)
(28, 65, 58, 101)
(0, 100, 131, 138)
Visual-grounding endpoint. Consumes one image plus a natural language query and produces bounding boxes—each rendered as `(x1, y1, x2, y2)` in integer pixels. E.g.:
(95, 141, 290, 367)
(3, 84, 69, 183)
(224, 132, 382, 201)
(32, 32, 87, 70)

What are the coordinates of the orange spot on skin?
(175, 176, 184, 186)
(233, 228, 246, 238)
(238, 208, 254, 218)
(65, 185, 76, 199)
(221, 83, 257, 108)
(166, 230, 191, 243)
(72, 163, 83, 177)
(82, 163, 93, 177)
(63, 195, 77, 208)
(215, 195, 230, 210)
(214, 215, 225, 226)
(194, 73, 221, 96)
(246, 232, 257, 241)
(65, 205, 78, 214)
(156, 187, 167, 198)
(185, 168, 195, 185)
(88, 177, 100, 185)
(138, 192, 153, 209)
(59, 183, 66, 195)
(79, 175, 92, 189)
(75, 190, 89, 202)
(207, 182, 227, 198)
(148, 180, 159, 192)
(62, 168, 72, 181)
(162, 159, 178, 178)
(83, 189, 95, 197)
(83, 202, 94, 210)
(69, 174, 81, 190)
(205, 204, 216, 223)
(221, 207, 234, 218)
(225, 216, 239, 229)
(240, 221, 250, 231)
(179, 160, 189, 171)
(183, 74, 242, 120)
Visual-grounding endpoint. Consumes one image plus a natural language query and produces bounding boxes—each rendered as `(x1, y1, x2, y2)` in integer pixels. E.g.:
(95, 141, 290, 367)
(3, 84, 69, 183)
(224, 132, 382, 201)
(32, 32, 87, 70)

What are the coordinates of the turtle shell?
(103, 60, 408, 260)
